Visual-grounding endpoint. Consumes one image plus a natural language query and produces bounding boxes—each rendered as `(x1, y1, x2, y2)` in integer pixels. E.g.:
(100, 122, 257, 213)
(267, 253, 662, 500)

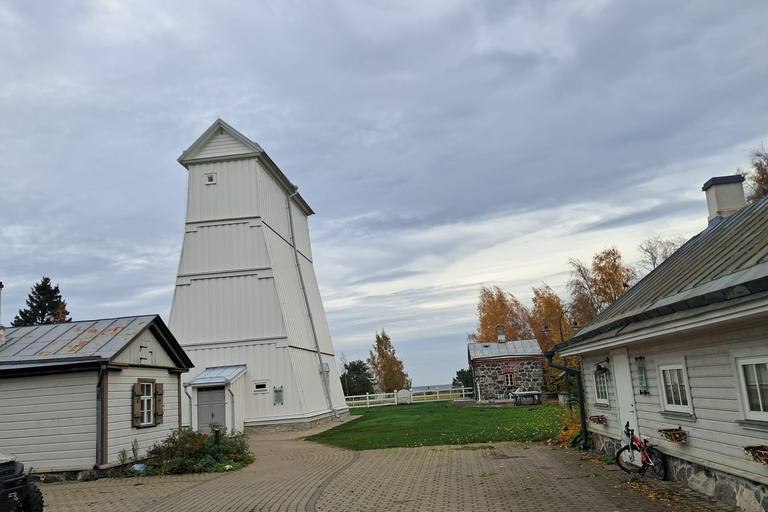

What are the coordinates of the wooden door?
(197, 387, 226, 434)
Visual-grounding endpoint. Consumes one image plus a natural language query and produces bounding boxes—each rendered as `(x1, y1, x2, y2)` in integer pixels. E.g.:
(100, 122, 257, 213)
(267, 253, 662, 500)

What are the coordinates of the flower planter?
(589, 415, 607, 425)
(744, 445, 768, 465)
(657, 428, 688, 444)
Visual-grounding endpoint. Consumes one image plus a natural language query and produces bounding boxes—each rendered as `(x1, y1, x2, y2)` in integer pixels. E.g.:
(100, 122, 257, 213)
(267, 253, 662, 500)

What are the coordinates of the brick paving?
(38, 417, 739, 512)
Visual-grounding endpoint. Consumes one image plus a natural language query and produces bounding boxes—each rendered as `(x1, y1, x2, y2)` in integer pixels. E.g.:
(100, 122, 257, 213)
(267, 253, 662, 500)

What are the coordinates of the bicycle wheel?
(648, 448, 667, 481)
(616, 445, 643, 474)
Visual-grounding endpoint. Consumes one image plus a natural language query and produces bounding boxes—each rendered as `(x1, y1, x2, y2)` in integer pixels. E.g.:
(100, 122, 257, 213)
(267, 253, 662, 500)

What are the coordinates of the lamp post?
(542, 311, 579, 410)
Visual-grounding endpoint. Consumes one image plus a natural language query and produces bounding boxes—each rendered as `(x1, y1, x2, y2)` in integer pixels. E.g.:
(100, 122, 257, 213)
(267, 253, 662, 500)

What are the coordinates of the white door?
(611, 348, 638, 436)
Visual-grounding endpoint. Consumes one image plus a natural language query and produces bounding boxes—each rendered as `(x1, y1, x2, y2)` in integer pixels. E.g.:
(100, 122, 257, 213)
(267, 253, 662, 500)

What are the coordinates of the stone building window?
(505, 374, 514, 386)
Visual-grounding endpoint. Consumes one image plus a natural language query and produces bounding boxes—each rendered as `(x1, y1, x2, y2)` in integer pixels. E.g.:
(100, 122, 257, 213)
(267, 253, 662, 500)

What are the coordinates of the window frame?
(658, 363, 693, 414)
(737, 356, 768, 422)
(140, 382, 154, 426)
(504, 374, 514, 387)
(594, 372, 609, 405)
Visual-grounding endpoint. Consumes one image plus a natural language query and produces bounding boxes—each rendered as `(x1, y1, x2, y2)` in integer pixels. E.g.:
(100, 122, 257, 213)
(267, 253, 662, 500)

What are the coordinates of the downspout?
(287, 187, 339, 419)
(542, 350, 589, 450)
(96, 363, 107, 467)
(183, 383, 192, 429)
(227, 384, 235, 432)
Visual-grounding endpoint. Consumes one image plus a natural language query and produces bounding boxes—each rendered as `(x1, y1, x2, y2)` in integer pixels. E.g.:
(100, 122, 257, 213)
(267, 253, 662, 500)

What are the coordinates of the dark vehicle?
(0, 454, 43, 512)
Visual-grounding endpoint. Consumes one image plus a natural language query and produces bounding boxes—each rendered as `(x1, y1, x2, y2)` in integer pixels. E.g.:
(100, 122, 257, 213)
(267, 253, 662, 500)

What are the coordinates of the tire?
(616, 445, 643, 474)
(19, 483, 44, 512)
(648, 448, 667, 481)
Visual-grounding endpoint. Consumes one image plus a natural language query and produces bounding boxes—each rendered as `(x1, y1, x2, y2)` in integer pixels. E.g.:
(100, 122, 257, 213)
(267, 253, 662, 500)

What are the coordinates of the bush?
(143, 429, 255, 476)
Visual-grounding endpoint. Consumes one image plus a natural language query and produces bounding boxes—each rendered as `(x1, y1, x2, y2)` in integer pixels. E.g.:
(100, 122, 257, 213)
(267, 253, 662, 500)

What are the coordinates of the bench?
(511, 390, 542, 405)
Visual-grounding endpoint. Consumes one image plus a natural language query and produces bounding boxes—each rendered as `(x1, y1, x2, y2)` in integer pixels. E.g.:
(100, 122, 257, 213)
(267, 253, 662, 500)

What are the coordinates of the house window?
(252, 381, 268, 393)
(205, 172, 217, 185)
(505, 374, 514, 387)
(659, 364, 692, 412)
(133, 379, 164, 428)
(738, 357, 768, 421)
(594, 372, 609, 405)
(141, 383, 154, 426)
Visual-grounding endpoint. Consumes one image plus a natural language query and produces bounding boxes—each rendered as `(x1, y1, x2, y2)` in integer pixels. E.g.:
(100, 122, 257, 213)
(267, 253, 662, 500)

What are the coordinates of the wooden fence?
(345, 387, 473, 408)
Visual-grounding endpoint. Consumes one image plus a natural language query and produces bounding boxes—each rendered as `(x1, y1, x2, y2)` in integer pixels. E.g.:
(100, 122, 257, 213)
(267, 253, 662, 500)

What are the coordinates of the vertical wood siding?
(0, 372, 97, 470)
(581, 326, 768, 484)
(179, 222, 270, 275)
(186, 160, 260, 223)
(107, 368, 179, 464)
(170, 275, 285, 344)
(113, 329, 175, 368)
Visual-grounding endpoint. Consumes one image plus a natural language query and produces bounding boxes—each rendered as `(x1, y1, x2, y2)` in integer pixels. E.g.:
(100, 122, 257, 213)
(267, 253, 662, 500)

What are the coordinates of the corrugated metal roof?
(0, 315, 156, 366)
(187, 365, 247, 386)
(558, 194, 768, 351)
(468, 340, 542, 361)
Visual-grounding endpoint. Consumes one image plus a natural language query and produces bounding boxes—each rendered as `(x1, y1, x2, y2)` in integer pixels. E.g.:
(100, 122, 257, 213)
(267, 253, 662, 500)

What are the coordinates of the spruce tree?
(12, 277, 71, 326)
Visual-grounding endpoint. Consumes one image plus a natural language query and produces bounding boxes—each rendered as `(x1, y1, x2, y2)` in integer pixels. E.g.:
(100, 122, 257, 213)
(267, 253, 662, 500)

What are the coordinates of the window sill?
(736, 419, 768, 432)
(660, 410, 696, 422)
(135, 424, 158, 429)
(593, 403, 611, 409)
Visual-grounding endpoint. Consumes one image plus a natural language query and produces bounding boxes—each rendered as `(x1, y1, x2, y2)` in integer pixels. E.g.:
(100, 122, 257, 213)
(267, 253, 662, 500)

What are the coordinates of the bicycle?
(616, 421, 666, 480)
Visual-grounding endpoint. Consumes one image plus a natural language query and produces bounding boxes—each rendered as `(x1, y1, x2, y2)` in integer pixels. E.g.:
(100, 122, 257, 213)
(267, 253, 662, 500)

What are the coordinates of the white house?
(0, 315, 193, 472)
(169, 119, 348, 432)
(555, 176, 768, 511)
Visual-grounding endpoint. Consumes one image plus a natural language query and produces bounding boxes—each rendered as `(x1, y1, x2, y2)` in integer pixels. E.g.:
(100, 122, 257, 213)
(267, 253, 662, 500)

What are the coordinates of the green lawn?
(307, 401, 564, 450)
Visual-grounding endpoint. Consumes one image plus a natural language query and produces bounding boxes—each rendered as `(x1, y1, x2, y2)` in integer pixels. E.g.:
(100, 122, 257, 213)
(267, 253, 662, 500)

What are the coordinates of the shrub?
(143, 429, 254, 476)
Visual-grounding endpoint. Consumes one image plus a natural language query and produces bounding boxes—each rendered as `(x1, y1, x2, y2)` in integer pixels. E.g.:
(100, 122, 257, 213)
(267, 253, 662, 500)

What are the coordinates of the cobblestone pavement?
(39, 418, 739, 512)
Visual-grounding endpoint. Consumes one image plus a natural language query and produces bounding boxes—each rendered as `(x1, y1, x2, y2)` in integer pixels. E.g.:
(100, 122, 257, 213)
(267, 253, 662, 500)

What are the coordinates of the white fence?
(345, 387, 473, 408)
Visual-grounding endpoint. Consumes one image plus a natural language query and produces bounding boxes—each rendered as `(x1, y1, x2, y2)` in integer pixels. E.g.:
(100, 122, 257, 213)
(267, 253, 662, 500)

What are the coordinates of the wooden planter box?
(589, 415, 607, 425)
(657, 428, 688, 444)
(744, 445, 768, 465)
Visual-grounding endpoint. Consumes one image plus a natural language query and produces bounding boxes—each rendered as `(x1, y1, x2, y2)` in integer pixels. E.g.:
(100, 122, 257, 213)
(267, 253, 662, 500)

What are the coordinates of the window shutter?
(155, 383, 164, 425)
(132, 382, 142, 427)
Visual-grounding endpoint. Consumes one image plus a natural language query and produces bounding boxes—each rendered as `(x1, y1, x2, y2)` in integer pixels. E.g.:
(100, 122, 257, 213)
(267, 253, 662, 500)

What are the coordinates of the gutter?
(227, 384, 236, 431)
(95, 363, 107, 467)
(542, 351, 589, 450)
(286, 187, 339, 419)
(184, 382, 193, 429)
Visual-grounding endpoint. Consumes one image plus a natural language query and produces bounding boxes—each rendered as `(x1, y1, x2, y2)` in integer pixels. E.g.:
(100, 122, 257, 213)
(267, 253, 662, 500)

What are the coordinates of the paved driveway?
(39, 417, 736, 512)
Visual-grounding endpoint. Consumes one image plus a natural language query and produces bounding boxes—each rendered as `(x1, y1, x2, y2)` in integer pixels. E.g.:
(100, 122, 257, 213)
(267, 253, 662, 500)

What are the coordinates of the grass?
(307, 401, 564, 450)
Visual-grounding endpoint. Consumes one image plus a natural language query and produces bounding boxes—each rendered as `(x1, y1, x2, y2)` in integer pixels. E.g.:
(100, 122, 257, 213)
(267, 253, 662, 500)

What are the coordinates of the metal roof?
(557, 193, 768, 352)
(468, 340, 542, 361)
(0, 315, 192, 373)
(187, 365, 247, 386)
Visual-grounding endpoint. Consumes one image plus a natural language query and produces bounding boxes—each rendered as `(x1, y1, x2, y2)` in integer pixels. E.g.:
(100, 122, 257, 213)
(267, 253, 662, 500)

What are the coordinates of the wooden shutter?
(155, 383, 164, 425)
(132, 382, 142, 427)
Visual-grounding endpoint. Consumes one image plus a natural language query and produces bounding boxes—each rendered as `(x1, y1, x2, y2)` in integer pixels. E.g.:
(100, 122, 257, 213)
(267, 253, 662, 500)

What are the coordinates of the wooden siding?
(0, 372, 97, 471)
(170, 275, 285, 345)
(107, 367, 180, 464)
(186, 160, 260, 223)
(580, 323, 768, 485)
(113, 328, 175, 368)
(179, 222, 270, 276)
(190, 129, 253, 160)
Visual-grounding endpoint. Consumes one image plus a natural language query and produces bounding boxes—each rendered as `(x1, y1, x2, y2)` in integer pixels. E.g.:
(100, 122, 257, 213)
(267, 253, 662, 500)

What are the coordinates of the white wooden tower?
(169, 119, 347, 431)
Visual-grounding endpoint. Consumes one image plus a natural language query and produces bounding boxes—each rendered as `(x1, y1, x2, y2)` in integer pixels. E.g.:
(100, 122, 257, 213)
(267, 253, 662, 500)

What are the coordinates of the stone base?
(592, 432, 768, 512)
(245, 410, 350, 434)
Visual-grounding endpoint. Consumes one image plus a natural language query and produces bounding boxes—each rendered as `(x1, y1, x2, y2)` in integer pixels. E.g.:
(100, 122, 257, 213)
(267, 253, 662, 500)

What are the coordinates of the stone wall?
(472, 358, 544, 399)
(592, 432, 768, 512)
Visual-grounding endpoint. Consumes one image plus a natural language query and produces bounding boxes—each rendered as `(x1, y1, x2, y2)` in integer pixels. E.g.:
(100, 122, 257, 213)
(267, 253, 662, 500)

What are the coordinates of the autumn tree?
(12, 277, 71, 326)
(469, 285, 533, 343)
(738, 145, 768, 203)
(529, 284, 579, 392)
(368, 329, 409, 392)
(567, 247, 636, 326)
(637, 235, 686, 274)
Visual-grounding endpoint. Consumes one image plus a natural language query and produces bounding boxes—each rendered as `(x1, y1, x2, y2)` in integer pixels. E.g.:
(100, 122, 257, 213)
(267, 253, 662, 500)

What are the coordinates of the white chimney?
(702, 175, 746, 225)
(0, 282, 5, 347)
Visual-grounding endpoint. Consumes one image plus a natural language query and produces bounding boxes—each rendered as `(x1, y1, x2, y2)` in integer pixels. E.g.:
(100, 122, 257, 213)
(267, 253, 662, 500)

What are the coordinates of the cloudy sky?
(2, 1, 767, 386)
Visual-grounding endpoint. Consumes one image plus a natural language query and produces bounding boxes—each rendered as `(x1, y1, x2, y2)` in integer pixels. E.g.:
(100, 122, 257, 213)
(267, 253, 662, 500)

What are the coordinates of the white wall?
(107, 367, 180, 465)
(0, 372, 97, 471)
(581, 320, 768, 485)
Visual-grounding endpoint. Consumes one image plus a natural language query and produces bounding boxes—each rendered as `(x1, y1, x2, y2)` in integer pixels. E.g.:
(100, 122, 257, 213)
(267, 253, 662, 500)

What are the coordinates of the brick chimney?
(702, 175, 746, 225)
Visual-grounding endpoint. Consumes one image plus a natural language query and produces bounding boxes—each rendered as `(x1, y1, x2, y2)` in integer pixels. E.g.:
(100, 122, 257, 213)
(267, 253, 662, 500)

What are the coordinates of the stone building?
(468, 340, 544, 400)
